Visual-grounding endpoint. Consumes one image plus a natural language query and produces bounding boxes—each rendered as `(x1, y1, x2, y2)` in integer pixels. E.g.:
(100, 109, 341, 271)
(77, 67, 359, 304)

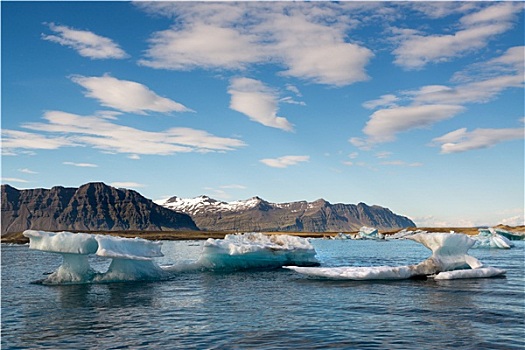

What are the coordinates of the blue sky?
(2, 1, 524, 227)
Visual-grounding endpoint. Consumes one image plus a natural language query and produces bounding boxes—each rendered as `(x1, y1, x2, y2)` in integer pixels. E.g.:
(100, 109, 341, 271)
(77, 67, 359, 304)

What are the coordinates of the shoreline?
(1, 225, 524, 245)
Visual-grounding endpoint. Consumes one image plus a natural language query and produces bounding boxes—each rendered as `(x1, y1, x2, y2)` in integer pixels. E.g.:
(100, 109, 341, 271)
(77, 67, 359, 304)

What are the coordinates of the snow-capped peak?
(158, 195, 265, 215)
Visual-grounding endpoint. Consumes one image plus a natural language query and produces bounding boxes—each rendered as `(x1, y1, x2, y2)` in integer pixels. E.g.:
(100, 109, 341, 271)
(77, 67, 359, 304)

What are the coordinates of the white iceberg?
(472, 228, 514, 249)
(284, 265, 415, 280)
(434, 267, 506, 280)
(358, 226, 384, 240)
(23, 230, 165, 284)
(285, 232, 505, 281)
(197, 232, 319, 270)
(386, 229, 425, 240)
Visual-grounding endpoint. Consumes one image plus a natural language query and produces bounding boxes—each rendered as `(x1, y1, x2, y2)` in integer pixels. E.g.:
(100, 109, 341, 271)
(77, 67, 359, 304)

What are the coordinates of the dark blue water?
(2, 239, 524, 349)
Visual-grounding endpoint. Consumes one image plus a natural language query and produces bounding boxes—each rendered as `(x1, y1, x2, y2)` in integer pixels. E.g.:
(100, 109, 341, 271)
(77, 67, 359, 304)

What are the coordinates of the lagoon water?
(2, 239, 524, 349)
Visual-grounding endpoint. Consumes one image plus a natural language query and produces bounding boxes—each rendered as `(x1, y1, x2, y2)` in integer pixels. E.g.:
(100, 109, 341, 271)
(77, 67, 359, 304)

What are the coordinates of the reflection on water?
(2, 240, 524, 349)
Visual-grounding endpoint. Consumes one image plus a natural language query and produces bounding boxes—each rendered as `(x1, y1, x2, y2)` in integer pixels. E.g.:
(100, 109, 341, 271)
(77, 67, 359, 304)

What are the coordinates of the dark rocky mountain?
(159, 195, 415, 232)
(1, 182, 198, 235)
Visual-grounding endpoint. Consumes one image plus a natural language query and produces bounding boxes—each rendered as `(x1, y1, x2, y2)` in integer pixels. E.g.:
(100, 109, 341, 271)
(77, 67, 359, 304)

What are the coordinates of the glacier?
(285, 232, 506, 281)
(197, 232, 319, 270)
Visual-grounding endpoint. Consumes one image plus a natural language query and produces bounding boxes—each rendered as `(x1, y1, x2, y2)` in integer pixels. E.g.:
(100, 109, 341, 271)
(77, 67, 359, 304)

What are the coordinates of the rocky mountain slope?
(1, 182, 198, 235)
(158, 195, 415, 232)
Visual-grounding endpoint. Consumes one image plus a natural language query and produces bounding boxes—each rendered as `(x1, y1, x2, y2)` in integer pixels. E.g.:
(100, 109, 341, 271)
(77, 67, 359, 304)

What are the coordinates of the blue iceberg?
(472, 228, 514, 249)
(197, 232, 319, 270)
(23, 230, 165, 284)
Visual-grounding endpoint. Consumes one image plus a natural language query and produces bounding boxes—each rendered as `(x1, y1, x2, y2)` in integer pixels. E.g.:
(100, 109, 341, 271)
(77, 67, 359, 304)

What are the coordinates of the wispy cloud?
(42, 23, 127, 59)
(432, 126, 524, 154)
(220, 184, 247, 190)
(1, 177, 29, 184)
(228, 77, 294, 131)
(392, 2, 521, 70)
(18, 168, 38, 174)
(71, 75, 193, 114)
(362, 94, 399, 110)
(381, 160, 423, 167)
(63, 161, 98, 168)
(110, 182, 146, 189)
(350, 104, 465, 148)
(260, 155, 309, 168)
(1, 129, 76, 155)
(4, 110, 245, 156)
(353, 46, 523, 151)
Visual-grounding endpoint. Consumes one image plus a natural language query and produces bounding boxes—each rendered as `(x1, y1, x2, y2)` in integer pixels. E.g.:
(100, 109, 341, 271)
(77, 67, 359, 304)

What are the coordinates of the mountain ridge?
(1, 182, 198, 235)
(157, 195, 416, 232)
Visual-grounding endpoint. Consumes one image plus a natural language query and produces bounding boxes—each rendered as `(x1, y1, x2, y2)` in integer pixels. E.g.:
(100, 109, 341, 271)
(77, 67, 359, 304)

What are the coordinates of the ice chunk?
(23, 230, 98, 255)
(358, 226, 384, 240)
(472, 228, 514, 249)
(197, 232, 319, 270)
(407, 232, 482, 272)
(43, 254, 97, 284)
(94, 235, 163, 260)
(23, 230, 165, 285)
(284, 266, 415, 280)
(286, 232, 500, 281)
(434, 267, 506, 280)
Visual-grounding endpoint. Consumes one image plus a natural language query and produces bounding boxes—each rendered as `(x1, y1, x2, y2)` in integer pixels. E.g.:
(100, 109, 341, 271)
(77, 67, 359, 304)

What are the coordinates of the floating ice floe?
(197, 232, 319, 270)
(23, 230, 165, 285)
(472, 228, 514, 249)
(358, 226, 384, 240)
(332, 232, 351, 240)
(285, 232, 506, 281)
(386, 229, 425, 240)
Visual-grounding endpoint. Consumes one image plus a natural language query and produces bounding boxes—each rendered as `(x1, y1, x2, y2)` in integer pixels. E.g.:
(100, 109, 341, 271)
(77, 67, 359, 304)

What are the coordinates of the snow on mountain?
(157, 195, 264, 215)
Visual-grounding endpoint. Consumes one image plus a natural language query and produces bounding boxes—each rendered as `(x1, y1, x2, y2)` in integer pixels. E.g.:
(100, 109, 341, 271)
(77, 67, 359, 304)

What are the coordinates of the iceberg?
(473, 228, 514, 249)
(23, 230, 165, 284)
(285, 232, 505, 281)
(358, 226, 384, 240)
(434, 267, 506, 280)
(197, 232, 319, 270)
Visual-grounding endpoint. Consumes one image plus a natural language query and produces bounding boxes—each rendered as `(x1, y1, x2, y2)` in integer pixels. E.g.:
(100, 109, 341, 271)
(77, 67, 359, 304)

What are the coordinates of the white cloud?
(228, 77, 294, 131)
(139, 23, 263, 70)
(392, 3, 521, 69)
(42, 23, 127, 59)
(1, 178, 29, 184)
(63, 162, 98, 168)
(1, 129, 76, 155)
(351, 104, 465, 148)
(264, 12, 373, 86)
(71, 75, 193, 114)
(381, 160, 423, 167)
(375, 151, 392, 159)
(110, 182, 146, 189)
(260, 155, 310, 168)
(6, 110, 245, 156)
(220, 184, 247, 190)
(18, 168, 38, 174)
(136, 3, 373, 87)
(432, 127, 524, 154)
(285, 84, 302, 97)
(407, 74, 523, 106)
(363, 94, 399, 110)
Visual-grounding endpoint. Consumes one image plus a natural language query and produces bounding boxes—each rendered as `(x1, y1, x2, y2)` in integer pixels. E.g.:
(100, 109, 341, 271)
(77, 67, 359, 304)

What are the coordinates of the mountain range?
(1, 182, 197, 235)
(157, 195, 415, 232)
(1, 182, 415, 236)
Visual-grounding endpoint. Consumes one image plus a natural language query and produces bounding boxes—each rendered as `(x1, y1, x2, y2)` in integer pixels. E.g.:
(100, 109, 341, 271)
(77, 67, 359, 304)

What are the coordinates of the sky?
(1, 1, 524, 227)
